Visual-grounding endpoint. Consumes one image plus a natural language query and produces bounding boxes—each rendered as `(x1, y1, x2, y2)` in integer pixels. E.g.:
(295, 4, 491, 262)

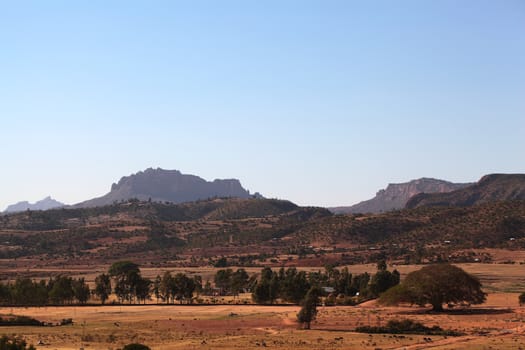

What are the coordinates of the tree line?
(0, 275, 89, 306)
(0, 260, 399, 306)
(252, 262, 400, 304)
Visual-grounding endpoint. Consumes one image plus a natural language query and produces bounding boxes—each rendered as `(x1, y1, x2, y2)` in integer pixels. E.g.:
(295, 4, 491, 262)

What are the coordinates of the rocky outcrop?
(330, 178, 471, 214)
(4, 196, 64, 213)
(406, 174, 525, 208)
(74, 168, 254, 208)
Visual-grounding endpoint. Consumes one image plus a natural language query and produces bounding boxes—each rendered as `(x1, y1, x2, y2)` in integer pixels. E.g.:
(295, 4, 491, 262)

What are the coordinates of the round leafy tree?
(379, 264, 486, 312)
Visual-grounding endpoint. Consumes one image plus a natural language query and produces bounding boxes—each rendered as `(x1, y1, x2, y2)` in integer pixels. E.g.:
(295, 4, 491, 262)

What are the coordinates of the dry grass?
(1, 291, 524, 350)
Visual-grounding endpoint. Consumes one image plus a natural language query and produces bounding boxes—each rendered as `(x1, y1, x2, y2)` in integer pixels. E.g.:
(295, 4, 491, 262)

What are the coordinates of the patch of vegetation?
(0, 335, 36, 349)
(355, 318, 462, 336)
(0, 315, 43, 326)
(122, 343, 151, 350)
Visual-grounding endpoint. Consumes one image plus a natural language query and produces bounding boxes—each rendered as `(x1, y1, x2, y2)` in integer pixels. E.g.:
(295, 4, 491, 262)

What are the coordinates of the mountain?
(4, 196, 64, 213)
(406, 174, 525, 208)
(74, 168, 255, 208)
(330, 178, 472, 214)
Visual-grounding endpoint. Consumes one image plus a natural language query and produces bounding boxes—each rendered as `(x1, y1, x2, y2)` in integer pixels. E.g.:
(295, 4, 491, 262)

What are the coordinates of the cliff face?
(75, 168, 253, 208)
(330, 178, 472, 214)
(406, 174, 525, 208)
(4, 196, 64, 213)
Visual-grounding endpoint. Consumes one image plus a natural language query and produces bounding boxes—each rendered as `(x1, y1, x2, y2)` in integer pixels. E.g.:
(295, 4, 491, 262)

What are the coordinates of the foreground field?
(1, 293, 524, 350)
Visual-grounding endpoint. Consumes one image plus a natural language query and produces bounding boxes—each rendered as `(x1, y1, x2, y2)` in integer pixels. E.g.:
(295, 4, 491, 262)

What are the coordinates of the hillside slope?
(406, 174, 525, 208)
(331, 178, 471, 214)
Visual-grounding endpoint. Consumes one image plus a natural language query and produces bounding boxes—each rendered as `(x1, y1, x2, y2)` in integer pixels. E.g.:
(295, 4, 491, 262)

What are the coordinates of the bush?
(122, 343, 151, 350)
(0, 335, 36, 350)
(355, 318, 462, 336)
(0, 316, 43, 326)
(519, 292, 525, 306)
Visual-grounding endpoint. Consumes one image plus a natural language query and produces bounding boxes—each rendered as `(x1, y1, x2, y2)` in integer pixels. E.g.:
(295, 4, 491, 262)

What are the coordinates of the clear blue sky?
(1, 0, 524, 210)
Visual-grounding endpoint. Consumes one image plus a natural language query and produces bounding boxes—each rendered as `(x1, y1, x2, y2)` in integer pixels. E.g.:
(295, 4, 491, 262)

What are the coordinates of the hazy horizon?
(1, 1, 524, 211)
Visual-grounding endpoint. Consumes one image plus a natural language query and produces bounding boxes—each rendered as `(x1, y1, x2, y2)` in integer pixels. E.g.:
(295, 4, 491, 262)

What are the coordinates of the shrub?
(122, 344, 151, 350)
(519, 292, 525, 306)
(355, 318, 462, 336)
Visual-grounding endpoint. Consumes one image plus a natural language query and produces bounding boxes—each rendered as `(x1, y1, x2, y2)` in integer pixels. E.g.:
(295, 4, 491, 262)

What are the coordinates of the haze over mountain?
(4, 196, 64, 213)
(74, 168, 256, 208)
(406, 174, 525, 208)
(330, 178, 472, 214)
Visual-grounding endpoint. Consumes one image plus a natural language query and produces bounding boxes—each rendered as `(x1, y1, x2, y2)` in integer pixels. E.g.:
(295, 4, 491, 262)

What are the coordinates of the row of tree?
(252, 262, 400, 304)
(0, 260, 399, 306)
(0, 276, 90, 306)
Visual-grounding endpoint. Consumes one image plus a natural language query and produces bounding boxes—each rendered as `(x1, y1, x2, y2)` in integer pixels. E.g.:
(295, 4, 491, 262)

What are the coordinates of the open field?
(1, 292, 524, 350)
(1, 262, 525, 349)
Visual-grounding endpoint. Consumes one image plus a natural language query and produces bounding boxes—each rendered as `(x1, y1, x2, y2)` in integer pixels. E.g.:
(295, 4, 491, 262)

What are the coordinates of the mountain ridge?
(406, 173, 525, 208)
(74, 168, 256, 208)
(4, 196, 65, 213)
(330, 177, 472, 214)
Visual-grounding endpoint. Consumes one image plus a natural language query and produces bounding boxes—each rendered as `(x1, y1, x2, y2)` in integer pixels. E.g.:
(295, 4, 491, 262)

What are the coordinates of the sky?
(1, 0, 524, 211)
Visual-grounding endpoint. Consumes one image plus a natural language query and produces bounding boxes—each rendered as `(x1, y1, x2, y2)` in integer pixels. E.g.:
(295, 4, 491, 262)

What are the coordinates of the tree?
(279, 268, 310, 303)
(297, 286, 321, 329)
(252, 268, 279, 304)
(369, 268, 400, 297)
(135, 276, 152, 304)
(109, 261, 141, 303)
(173, 273, 195, 303)
(48, 276, 73, 304)
(214, 269, 233, 295)
(72, 277, 90, 304)
(379, 264, 486, 312)
(94, 273, 112, 304)
(230, 269, 249, 297)
(153, 275, 162, 303)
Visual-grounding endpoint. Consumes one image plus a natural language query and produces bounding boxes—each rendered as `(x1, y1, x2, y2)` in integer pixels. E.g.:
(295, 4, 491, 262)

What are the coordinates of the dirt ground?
(1, 292, 524, 350)
(1, 262, 525, 349)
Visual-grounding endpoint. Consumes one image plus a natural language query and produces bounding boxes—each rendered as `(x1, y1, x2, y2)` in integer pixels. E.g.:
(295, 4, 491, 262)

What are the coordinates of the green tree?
(334, 267, 352, 295)
(48, 276, 73, 304)
(214, 269, 233, 295)
(153, 275, 162, 303)
(252, 268, 277, 304)
(280, 268, 310, 303)
(379, 264, 486, 312)
(94, 273, 112, 304)
(369, 268, 400, 297)
(230, 269, 249, 298)
(135, 276, 152, 304)
(297, 286, 321, 329)
(159, 271, 174, 303)
(109, 261, 141, 303)
(72, 277, 90, 304)
(173, 273, 195, 304)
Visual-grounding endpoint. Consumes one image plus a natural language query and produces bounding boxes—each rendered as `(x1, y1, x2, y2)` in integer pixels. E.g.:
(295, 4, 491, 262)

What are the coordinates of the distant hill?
(74, 168, 255, 208)
(406, 174, 525, 208)
(330, 178, 471, 214)
(4, 196, 64, 213)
